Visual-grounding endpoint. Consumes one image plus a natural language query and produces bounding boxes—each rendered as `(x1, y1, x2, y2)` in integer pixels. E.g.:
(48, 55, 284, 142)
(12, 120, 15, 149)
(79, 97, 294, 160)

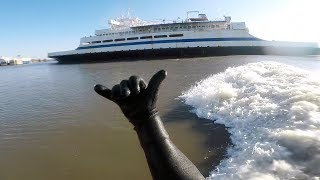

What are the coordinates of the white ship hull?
(48, 15, 319, 63)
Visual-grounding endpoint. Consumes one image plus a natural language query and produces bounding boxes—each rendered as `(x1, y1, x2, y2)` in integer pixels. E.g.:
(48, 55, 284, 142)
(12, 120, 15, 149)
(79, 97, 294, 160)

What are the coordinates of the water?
(180, 59, 320, 179)
(0, 55, 319, 180)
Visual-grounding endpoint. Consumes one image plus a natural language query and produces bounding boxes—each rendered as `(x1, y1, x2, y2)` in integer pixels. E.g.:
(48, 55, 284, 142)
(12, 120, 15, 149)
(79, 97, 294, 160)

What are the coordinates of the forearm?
(134, 115, 205, 180)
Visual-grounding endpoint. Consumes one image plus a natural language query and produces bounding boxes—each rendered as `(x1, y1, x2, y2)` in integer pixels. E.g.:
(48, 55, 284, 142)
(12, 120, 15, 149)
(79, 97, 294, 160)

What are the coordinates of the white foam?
(180, 61, 320, 180)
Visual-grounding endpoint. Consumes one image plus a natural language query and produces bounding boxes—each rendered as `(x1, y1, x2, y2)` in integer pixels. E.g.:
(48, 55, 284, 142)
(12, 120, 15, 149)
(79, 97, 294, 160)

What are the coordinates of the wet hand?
(94, 70, 167, 127)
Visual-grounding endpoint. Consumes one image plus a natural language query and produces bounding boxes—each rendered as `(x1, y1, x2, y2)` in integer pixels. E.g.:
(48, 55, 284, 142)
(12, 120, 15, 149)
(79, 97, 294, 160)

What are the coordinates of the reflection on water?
(0, 56, 319, 179)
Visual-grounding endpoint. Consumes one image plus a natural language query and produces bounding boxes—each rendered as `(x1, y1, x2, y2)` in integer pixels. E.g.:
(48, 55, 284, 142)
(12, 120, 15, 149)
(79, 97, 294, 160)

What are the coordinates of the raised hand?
(94, 70, 205, 180)
(94, 70, 167, 127)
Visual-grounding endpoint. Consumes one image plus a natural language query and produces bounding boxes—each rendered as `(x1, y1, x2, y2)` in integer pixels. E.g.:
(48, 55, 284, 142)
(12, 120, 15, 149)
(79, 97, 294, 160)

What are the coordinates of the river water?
(0, 55, 319, 180)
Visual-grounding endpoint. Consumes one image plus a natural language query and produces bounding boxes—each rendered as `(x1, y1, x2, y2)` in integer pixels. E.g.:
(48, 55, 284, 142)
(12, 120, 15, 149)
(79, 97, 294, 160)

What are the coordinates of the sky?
(0, 0, 319, 59)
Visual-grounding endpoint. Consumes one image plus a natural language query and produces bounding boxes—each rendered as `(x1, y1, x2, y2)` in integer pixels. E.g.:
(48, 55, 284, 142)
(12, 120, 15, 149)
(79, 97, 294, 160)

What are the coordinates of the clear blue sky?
(1, 0, 319, 58)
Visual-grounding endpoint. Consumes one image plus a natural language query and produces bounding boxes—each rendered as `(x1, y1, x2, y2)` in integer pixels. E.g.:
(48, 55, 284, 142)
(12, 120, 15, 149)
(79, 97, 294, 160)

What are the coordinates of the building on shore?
(0, 56, 49, 66)
(31, 58, 47, 63)
(13, 56, 31, 65)
(0, 58, 8, 66)
(0, 56, 31, 65)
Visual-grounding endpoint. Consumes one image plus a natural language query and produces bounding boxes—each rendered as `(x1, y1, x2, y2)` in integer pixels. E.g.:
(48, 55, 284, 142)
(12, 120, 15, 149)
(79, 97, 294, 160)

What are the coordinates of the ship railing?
(91, 23, 228, 38)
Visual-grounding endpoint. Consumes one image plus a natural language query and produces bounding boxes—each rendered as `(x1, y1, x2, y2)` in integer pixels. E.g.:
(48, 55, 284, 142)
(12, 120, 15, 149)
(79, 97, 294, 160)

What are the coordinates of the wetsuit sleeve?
(135, 115, 205, 180)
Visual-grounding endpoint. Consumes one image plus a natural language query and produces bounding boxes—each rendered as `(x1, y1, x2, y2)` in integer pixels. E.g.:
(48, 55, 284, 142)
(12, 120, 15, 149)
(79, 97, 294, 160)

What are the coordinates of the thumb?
(146, 70, 167, 96)
(94, 84, 112, 101)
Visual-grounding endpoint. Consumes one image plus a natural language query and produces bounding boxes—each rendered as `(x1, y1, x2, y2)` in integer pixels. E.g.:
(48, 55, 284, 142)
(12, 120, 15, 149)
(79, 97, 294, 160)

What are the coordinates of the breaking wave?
(180, 61, 320, 180)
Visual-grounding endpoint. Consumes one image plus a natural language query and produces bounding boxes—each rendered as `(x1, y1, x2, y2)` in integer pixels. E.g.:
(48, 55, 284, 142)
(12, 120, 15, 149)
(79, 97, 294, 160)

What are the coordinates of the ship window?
(82, 42, 90, 45)
(115, 38, 125, 42)
(103, 39, 113, 43)
(92, 41, 101, 44)
(169, 34, 183, 37)
(127, 37, 139, 40)
(140, 36, 152, 39)
(216, 25, 220, 28)
(154, 35, 168, 38)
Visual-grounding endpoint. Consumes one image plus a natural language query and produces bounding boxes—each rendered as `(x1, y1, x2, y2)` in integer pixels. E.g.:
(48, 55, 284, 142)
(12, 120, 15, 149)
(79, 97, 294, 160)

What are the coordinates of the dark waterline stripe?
(76, 37, 262, 50)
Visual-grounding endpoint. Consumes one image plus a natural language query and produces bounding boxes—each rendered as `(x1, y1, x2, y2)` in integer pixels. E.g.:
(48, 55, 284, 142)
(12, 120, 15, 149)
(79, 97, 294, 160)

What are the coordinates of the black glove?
(94, 70, 167, 127)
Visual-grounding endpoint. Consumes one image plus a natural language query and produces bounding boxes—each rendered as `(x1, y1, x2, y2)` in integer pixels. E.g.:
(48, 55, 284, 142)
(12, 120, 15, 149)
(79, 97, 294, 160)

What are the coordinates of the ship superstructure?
(49, 11, 319, 63)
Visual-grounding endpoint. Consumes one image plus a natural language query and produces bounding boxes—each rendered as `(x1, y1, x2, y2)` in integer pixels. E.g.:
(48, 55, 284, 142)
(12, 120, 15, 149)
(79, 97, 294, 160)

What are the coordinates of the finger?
(111, 84, 121, 100)
(139, 79, 147, 90)
(120, 80, 130, 98)
(94, 84, 112, 100)
(129, 76, 140, 95)
(146, 70, 167, 96)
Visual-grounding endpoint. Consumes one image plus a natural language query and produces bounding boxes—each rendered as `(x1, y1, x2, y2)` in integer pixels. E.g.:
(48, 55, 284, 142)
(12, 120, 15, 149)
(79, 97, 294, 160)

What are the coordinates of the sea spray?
(180, 61, 320, 179)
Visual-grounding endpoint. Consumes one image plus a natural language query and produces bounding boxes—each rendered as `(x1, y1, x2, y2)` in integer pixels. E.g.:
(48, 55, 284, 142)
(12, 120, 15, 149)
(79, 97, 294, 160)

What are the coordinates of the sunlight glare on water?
(180, 61, 320, 179)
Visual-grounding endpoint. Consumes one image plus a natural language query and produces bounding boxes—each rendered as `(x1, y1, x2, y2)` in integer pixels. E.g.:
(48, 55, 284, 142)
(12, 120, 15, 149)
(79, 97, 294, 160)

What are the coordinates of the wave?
(180, 61, 320, 180)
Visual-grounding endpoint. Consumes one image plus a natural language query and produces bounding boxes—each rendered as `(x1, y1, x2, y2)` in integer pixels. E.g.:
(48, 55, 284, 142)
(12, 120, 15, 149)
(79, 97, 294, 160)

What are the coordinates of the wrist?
(134, 115, 170, 145)
(128, 108, 159, 127)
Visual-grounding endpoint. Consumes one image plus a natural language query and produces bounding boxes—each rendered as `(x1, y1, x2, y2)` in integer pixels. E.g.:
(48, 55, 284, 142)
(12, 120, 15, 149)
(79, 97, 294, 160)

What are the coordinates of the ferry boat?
(48, 11, 319, 63)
